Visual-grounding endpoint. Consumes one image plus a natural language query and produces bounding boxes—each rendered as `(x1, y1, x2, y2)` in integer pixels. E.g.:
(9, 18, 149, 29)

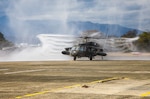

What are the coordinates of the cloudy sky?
(0, 0, 150, 40)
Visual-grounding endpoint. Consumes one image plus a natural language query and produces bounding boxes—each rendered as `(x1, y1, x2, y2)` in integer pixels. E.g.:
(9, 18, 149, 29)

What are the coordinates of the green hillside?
(0, 32, 14, 50)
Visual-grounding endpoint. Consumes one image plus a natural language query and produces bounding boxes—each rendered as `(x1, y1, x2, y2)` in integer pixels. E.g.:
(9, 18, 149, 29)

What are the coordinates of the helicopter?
(61, 33, 107, 61)
(37, 31, 139, 61)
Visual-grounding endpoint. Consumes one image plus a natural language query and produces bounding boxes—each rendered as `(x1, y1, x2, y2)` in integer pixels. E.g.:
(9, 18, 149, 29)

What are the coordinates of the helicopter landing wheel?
(101, 56, 103, 60)
(89, 56, 93, 61)
(73, 56, 76, 61)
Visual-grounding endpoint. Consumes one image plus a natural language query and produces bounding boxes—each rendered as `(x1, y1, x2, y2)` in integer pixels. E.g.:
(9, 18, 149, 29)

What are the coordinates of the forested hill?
(0, 32, 14, 50)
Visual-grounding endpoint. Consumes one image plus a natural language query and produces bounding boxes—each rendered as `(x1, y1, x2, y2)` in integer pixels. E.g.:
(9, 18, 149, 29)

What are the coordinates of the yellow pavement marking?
(141, 92, 150, 97)
(15, 77, 125, 99)
(16, 91, 51, 99)
(63, 84, 81, 89)
(88, 77, 126, 84)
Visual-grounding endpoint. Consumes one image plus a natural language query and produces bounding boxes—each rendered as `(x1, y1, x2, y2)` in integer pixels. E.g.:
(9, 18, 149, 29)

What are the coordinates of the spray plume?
(0, 0, 149, 61)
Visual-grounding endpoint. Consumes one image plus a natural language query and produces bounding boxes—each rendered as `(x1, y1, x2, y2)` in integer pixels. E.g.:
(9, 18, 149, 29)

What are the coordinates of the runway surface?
(0, 61, 150, 99)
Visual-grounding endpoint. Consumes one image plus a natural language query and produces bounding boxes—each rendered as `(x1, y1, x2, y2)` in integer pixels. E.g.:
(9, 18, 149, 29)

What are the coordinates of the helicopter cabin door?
(78, 45, 86, 56)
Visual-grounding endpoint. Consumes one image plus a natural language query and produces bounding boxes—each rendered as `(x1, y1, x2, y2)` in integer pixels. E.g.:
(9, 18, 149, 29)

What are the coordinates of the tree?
(136, 32, 150, 52)
(121, 30, 137, 38)
(0, 32, 14, 50)
(0, 32, 6, 41)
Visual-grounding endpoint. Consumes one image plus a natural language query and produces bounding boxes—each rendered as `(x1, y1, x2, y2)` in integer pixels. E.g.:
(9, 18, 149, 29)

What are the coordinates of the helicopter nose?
(71, 50, 77, 56)
(98, 52, 107, 56)
(62, 51, 70, 55)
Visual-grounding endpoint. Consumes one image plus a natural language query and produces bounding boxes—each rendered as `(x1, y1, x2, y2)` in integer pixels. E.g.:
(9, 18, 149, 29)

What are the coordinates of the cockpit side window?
(71, 47, 76, 50)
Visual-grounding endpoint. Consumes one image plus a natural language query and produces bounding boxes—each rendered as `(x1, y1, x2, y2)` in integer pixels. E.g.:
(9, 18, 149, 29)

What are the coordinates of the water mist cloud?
(0, 0, 150, 61)
(5, 0, 75, 43)
(3, 0, 150, 40)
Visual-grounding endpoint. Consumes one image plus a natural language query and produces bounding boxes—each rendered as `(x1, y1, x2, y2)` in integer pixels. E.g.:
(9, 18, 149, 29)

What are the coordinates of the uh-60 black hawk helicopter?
(61, 31, 107, 61)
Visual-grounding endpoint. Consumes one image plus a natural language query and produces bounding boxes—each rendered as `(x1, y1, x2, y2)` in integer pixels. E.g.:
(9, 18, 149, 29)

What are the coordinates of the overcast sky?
(0, 0, 150, 32)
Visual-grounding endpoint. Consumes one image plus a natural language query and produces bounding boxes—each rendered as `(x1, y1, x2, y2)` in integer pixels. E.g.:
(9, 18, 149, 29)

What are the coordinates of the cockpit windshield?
(71, 46, 79, 51)
(79, 45, 86, 51)
(71, 45, 86, 52)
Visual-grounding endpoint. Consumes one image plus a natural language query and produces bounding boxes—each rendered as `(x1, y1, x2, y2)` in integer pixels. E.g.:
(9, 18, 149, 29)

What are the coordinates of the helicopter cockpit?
(71, 45, 85, 56)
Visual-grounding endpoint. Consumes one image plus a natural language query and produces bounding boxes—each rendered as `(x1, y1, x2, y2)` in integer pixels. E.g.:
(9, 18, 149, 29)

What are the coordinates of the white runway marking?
(4, 69, 46, 74)
(0, 69, 9, 71)
(98, 71, 150, 74)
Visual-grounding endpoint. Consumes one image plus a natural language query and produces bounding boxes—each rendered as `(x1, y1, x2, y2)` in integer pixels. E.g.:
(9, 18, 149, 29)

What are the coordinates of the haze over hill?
(68, 21, 142, 36)
(0, 20, 142, 44)
(0, 0, 149, 44)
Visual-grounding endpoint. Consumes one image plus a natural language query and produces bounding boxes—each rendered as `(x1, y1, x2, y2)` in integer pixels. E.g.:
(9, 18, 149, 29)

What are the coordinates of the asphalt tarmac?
(0, 61, 150, 99)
